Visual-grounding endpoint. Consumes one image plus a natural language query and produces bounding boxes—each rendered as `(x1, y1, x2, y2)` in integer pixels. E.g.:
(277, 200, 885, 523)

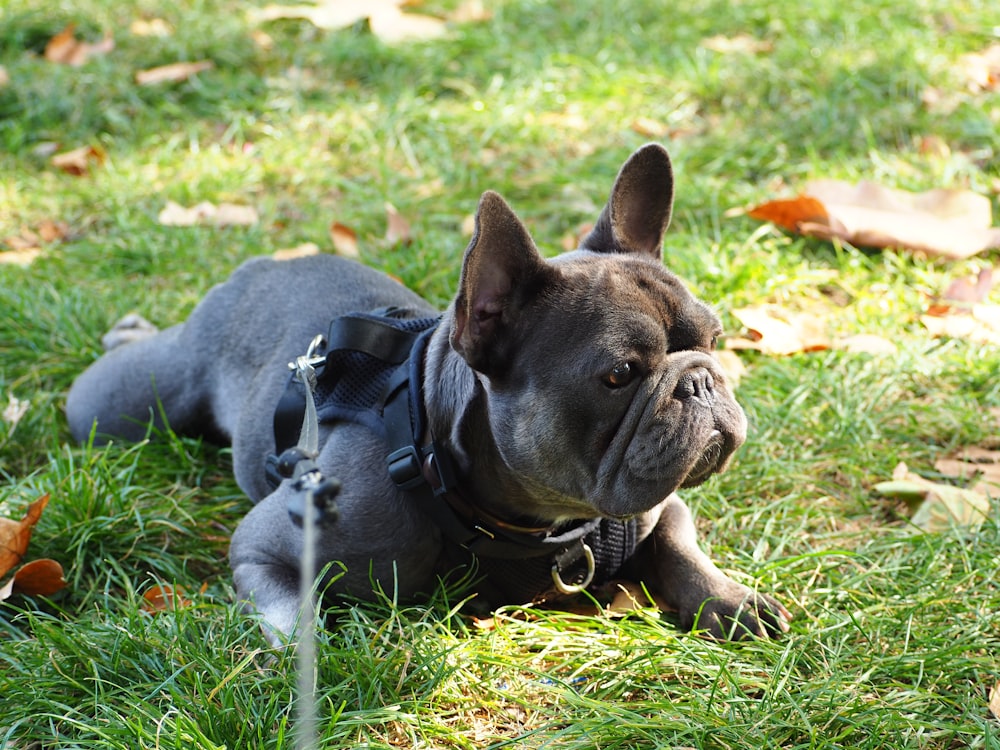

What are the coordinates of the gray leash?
(277, 333, 341, 750)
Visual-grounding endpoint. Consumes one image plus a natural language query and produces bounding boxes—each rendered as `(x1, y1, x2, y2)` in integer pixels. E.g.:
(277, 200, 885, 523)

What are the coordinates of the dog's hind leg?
(66, 316, 220, 445)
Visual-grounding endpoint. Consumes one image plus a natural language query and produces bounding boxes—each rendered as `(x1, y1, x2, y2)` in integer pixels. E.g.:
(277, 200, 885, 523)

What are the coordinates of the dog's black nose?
(674, 367, 715, 402)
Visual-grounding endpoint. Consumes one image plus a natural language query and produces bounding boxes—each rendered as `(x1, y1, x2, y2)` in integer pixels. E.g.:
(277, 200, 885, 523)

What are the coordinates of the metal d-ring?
(551, 543, 596, 595)
(288, 333, 328, 373)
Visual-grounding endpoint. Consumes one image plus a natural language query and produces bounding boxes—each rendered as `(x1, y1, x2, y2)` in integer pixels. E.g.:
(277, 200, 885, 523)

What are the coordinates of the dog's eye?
(603, 362, 637, 388)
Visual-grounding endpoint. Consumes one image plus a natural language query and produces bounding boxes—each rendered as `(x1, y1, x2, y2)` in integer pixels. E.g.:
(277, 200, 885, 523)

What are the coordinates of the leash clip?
(551, 542, 595, 594)
(288, 333, 327, 379)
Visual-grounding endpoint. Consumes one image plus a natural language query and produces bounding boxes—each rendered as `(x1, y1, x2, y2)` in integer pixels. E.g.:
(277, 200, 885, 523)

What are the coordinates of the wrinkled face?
(482, 252, 747, 520)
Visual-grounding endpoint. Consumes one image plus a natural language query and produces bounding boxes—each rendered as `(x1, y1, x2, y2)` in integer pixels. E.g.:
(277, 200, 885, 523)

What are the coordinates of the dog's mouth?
(679, 429, 726, 488)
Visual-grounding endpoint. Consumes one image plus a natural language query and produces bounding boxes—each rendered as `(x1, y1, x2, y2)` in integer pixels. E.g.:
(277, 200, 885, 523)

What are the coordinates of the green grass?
(2, 0, 999, 747)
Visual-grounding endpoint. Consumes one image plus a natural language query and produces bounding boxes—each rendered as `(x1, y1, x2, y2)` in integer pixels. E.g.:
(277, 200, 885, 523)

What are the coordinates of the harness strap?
(266, 311, 636, 590)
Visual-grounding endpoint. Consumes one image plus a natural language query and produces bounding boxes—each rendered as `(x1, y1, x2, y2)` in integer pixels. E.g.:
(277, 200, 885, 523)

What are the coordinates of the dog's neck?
(422, 314, 585, 527)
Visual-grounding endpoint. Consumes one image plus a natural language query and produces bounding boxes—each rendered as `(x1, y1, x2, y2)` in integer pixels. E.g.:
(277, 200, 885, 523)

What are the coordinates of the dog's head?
(448, 144, 747, 521)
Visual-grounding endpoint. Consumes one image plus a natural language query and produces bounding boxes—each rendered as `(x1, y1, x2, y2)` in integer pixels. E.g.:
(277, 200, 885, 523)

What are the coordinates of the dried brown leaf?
(51, 145, 106, 176)
(135, 60, 214, 86)
(384, 202, 412, 245)
(877, 464, 991, 532)
(142, 583, 192, 612)
(748, 181, 1000, 259)
(11, 559, 66, 597)
(330, 221, 360, 257)
(806, 180, 1000, 259)
(44, 24, 114, 66)
(746, 196, 829, 232)
(989, 682, 1000, 722)
(941, 267, 994, 306)
(0, 495, 50, 579)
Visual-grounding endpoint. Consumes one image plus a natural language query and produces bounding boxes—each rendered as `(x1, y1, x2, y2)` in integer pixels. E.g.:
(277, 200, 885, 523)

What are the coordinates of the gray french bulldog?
(66, 144, 790, 640)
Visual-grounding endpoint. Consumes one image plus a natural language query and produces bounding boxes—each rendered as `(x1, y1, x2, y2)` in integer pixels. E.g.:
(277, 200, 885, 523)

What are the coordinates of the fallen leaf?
(11, 559, 66, 597)
(51, 145, 106, 176)
(874, 463, 990, 533)
(44, 24, 114, 66)
(747, 182, 1000, 260)
(449, 0, 492, 23)
(935, 446, 1000, 497)
(960, 43, 1000, 93)
(916, 135, 951, 159)
(921, 304, 1000, 346)
(157, 201, 258, 227)
(833, 333, 898, 356)
(129, 18, 173, 37)
(0, 495, 50, 579)
(630, 117, 670, 138)
(746, 195, 829, 233)
(142, 583, 192, 612)
(135, 60, 214, 86)
(700, 33, 773, 54)
(990, 682, 1000, 722)
(256, 0, 446, 44)
(941, 267, 994, 307)
(368, 4, 446, 44)
(251, 29, 275, 50)
(384, 202, 411, 245)
(330, 222, 360, 257)
(273, 242, 321, 260)
(460, 213, 477, 238)
(3, 394, 29, 429)
(0, 248, 43, 266)
(0, 66, 9, 88)
(726, 305, 832, 356)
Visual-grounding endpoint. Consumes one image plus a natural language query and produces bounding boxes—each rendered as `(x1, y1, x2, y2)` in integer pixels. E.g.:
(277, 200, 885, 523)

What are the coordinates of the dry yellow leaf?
(921, 305, 1000, 346)
(631, 117, 670, 138)
(135, 60, 214, 86)
(274, 242, 321, 261)
(701, 34, 773, 54)
(330, 222, 360, 257)
(726, 305, 832, 356)
(130, 18, 173, 37)
(157, 201, 258, 227)
(255, 0, 446, 44)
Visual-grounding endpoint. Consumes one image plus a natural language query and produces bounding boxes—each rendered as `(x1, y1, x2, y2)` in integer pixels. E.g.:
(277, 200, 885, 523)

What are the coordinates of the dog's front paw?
(101, 313, 159, 351)
(684, 581, 791, 640)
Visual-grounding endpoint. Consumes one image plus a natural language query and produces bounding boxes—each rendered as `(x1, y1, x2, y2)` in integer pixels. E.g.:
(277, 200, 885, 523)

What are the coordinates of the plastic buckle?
(386, 446, 425, 490)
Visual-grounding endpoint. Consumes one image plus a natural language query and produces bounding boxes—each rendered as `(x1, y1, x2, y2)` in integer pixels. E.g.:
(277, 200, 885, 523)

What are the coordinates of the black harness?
(267, 309, 638, 602)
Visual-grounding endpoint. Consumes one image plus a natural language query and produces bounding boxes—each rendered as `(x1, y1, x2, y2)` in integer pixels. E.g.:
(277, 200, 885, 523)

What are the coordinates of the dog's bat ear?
(580, 143, 674, 260)
(450, 190, 552, 374)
